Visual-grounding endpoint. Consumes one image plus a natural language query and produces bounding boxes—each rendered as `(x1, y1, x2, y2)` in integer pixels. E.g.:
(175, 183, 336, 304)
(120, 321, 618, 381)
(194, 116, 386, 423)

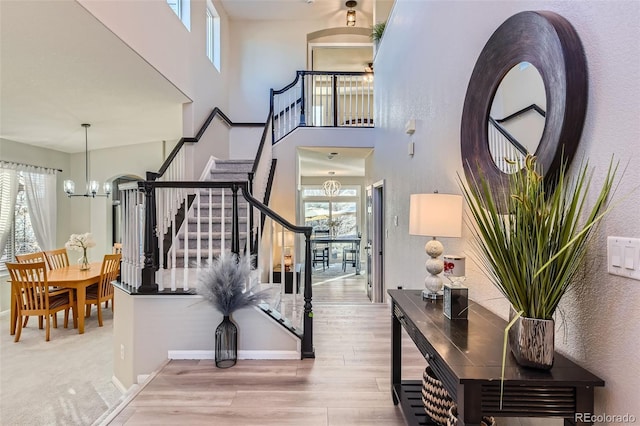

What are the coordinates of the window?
(206, 0, 221, 71)
(302, 185, 360, 261)
(0, 173, 41, 271)
(167, 0, 191, 30)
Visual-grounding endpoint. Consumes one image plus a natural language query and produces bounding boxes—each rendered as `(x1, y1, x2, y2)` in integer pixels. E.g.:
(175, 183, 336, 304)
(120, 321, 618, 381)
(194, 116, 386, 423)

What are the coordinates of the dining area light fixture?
(63, 124, 111, 198)
(346, 0, 357, 26)
(323, 171, 342, 197)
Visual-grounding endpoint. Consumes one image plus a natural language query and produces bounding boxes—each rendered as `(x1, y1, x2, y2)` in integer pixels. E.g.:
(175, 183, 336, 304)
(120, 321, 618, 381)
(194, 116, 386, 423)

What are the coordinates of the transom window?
(206, 0, 221, 71)
(167, 0, 191, 30)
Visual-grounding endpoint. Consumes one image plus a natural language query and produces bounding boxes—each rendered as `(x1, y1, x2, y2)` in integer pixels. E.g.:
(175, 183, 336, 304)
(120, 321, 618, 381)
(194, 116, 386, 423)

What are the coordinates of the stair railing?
(118, 179, 315, 358)
(488, 103, 546, 173)
(271, 71, 374, 143)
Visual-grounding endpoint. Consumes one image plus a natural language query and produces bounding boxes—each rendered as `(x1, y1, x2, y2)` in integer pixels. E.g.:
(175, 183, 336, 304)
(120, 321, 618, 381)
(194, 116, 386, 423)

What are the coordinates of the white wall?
(79, 0, 231, 137)
(228, 14, 374, 122)
(372, 0, 640, 420)
(271, 127, 375, 226)
(112, 290, 300, 389)
(82, 141, 166, 259)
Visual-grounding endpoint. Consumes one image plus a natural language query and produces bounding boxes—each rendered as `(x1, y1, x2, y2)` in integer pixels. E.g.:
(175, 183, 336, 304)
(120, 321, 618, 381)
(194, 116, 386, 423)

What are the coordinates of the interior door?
(365, 186, 373, 300)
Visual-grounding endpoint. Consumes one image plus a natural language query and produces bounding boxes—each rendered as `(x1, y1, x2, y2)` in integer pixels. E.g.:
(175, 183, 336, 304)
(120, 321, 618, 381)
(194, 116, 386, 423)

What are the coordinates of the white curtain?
(22, 166, 57, 251)
(0, 163, 19, 255)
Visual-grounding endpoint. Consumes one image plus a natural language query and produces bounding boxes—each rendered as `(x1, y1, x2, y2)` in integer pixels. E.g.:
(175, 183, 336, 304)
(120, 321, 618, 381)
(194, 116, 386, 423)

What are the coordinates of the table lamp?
(278, 231, 295, 271)
(409, 193, 463, 300)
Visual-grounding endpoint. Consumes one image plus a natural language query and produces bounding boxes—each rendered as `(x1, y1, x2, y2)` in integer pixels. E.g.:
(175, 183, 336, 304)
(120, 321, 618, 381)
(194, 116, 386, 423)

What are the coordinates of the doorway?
(367, 180, 384, 303)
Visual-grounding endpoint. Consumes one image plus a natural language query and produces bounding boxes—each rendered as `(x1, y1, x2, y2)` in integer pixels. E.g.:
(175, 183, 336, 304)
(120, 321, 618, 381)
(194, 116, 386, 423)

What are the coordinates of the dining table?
(9, 262, 103, 336)
(311, 235, 362, 274)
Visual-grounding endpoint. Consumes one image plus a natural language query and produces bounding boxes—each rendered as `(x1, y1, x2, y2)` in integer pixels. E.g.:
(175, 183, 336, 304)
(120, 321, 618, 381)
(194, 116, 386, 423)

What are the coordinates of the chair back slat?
(15, 252, 48, 267)
(99, 254, 121, 300)
(7, 262, 50, 313)
(45, 248, 70, 270)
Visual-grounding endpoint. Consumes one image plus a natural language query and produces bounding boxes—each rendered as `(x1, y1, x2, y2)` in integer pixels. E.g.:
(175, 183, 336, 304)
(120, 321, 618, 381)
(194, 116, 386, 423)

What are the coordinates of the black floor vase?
(215, 315, 238, 368)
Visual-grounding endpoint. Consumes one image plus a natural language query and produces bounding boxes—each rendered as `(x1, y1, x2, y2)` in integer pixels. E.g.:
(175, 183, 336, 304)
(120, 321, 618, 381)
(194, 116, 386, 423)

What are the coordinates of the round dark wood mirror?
(460, 11, 587, 212)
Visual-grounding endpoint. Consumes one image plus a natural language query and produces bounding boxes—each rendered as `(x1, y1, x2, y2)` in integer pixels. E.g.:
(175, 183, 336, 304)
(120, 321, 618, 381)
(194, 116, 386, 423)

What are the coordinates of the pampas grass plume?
(197, 251, 267, 316)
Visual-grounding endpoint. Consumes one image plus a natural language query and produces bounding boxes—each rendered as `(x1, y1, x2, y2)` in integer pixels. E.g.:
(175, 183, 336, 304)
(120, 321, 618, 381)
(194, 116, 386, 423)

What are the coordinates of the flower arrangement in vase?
(197, 251, 270, 368)
(65, 232, 96, 270)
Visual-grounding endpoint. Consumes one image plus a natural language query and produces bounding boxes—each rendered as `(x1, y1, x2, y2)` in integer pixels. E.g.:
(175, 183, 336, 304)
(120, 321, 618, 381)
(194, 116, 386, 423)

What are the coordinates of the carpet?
(0, 308, 123, 426)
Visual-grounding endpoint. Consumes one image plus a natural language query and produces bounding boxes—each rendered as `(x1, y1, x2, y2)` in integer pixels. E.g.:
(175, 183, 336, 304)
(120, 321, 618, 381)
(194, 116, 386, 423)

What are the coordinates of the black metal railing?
(271, 71, 374, 142)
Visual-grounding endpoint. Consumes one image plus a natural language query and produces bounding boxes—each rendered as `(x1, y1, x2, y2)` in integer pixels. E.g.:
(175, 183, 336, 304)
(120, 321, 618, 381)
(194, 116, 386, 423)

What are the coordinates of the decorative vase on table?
(78, 249, 90, 270)
(215, 315, 238, 368)
(508, 309, 555, 370)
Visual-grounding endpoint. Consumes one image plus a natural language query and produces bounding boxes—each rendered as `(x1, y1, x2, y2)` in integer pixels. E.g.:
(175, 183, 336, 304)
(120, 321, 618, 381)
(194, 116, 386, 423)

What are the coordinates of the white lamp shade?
(276, 231, 295, 247)
(409, 193, 463, 238)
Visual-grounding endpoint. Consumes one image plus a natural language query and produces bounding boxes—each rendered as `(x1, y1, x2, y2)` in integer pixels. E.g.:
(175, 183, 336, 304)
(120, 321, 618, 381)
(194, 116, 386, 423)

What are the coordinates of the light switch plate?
(607, 236, 640, 281)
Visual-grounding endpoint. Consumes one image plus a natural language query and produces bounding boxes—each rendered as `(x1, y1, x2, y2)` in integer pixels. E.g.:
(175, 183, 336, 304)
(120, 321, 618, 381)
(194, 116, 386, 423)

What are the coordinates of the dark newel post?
(332, 75, 338, 127)
(299, 72, 306, 126)
(247, 178, 255, 254)
(302, 230, 315, 358)
(231, 185, 240, 255)
(139, 181, 159, 293)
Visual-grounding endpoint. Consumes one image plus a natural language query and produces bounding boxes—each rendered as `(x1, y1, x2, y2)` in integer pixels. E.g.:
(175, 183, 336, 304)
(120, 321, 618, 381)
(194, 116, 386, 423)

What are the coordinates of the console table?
(388, 289, 604, 426)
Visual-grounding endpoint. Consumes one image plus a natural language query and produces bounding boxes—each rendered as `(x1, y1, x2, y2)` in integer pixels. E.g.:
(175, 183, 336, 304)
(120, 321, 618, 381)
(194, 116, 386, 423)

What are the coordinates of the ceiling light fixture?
(323, 171, 342, 197)
(63, 124, 111, 198)
(346, 0, 357, 27)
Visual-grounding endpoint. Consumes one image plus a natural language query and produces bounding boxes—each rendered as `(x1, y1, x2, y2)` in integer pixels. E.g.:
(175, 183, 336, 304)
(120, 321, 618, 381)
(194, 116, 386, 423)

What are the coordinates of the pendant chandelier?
(323, 171, 342, 197)
(346, 0, 357, 26)
(63, 124, 111, 198)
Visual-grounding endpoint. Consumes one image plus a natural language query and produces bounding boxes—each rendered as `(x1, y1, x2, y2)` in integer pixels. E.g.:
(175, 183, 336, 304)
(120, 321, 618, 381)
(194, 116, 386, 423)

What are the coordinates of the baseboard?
(111, 375, 129, 394)
(239, 350, 300, 360)
(168, 349, 300, 360)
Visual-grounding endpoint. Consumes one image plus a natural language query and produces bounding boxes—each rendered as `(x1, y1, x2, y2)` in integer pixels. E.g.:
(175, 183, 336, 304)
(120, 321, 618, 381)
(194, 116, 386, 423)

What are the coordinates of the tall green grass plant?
(460, 155, 618, 319)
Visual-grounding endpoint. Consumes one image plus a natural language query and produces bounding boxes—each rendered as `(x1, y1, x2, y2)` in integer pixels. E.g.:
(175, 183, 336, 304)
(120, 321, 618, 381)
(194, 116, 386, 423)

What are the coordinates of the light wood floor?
(108, 276, 428, 425)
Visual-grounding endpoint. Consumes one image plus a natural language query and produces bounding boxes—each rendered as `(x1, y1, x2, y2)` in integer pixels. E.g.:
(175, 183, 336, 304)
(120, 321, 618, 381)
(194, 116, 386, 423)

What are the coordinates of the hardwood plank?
(108, 275, 427, 425)
(118, 406, 328, 425)
(328, 407, 408, 426)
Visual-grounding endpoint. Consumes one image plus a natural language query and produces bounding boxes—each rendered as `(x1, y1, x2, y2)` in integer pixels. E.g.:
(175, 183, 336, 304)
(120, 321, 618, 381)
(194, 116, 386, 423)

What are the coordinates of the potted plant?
(197, 251, 268, 368)
(371, 21, 386, 46)
(460, 155, 618, 369)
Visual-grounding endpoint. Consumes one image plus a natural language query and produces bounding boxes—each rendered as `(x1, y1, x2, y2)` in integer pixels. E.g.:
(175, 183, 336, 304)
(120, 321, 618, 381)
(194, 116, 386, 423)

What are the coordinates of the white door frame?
(371, 179, 384, 303)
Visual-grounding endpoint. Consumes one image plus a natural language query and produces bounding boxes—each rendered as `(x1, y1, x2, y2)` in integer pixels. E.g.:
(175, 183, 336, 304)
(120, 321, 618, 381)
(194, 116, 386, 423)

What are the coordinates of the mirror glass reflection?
(488, 62, 546, 173)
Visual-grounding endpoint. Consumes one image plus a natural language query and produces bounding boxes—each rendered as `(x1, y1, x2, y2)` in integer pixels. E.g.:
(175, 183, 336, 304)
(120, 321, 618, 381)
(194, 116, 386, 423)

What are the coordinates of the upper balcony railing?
(270, 71, 374, 142)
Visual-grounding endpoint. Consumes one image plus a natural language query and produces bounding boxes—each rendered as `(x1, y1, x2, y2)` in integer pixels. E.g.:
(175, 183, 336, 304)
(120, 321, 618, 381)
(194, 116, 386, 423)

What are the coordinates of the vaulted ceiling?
(0, 0, 190, 154)
(0, 0, 377, 154)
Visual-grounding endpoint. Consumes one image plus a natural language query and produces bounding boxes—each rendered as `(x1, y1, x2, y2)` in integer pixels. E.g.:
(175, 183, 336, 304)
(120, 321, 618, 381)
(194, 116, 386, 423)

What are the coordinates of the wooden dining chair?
(84, 253, 121, 327)
(16, 251, 48, 266)
(14, 251, 67, 331)
(6, 262, 76, 342)
(312, 229, 330, 271)
(44, 248, 70, 270)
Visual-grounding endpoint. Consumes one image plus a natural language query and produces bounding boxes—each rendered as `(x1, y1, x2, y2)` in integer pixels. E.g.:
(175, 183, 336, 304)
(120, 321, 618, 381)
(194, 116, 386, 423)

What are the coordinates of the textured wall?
(372, 0, 640, 421)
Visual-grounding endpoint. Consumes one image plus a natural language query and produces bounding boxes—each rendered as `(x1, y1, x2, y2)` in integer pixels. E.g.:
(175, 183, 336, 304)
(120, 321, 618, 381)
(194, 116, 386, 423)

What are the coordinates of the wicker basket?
(421, 366, 454, 425)
(447, 405, 497, 426)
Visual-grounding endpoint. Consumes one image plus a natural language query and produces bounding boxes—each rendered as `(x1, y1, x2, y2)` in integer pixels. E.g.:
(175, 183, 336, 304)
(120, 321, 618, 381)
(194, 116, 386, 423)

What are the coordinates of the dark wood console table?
(388, 289, 604, 426)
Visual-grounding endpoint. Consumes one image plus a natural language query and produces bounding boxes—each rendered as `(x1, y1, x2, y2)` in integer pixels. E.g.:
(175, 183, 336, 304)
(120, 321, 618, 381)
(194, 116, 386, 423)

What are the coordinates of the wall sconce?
(346, 0, 357, 26)
(409, 193, 463, 300)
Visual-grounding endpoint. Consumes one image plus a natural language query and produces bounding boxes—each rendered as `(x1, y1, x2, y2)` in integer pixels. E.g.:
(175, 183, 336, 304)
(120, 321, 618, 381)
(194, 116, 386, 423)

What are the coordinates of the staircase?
(170, 159, 253, 268)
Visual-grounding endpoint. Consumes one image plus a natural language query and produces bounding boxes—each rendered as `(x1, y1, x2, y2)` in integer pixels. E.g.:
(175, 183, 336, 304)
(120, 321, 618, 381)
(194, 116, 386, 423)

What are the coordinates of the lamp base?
(422, 289, 443, 300)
